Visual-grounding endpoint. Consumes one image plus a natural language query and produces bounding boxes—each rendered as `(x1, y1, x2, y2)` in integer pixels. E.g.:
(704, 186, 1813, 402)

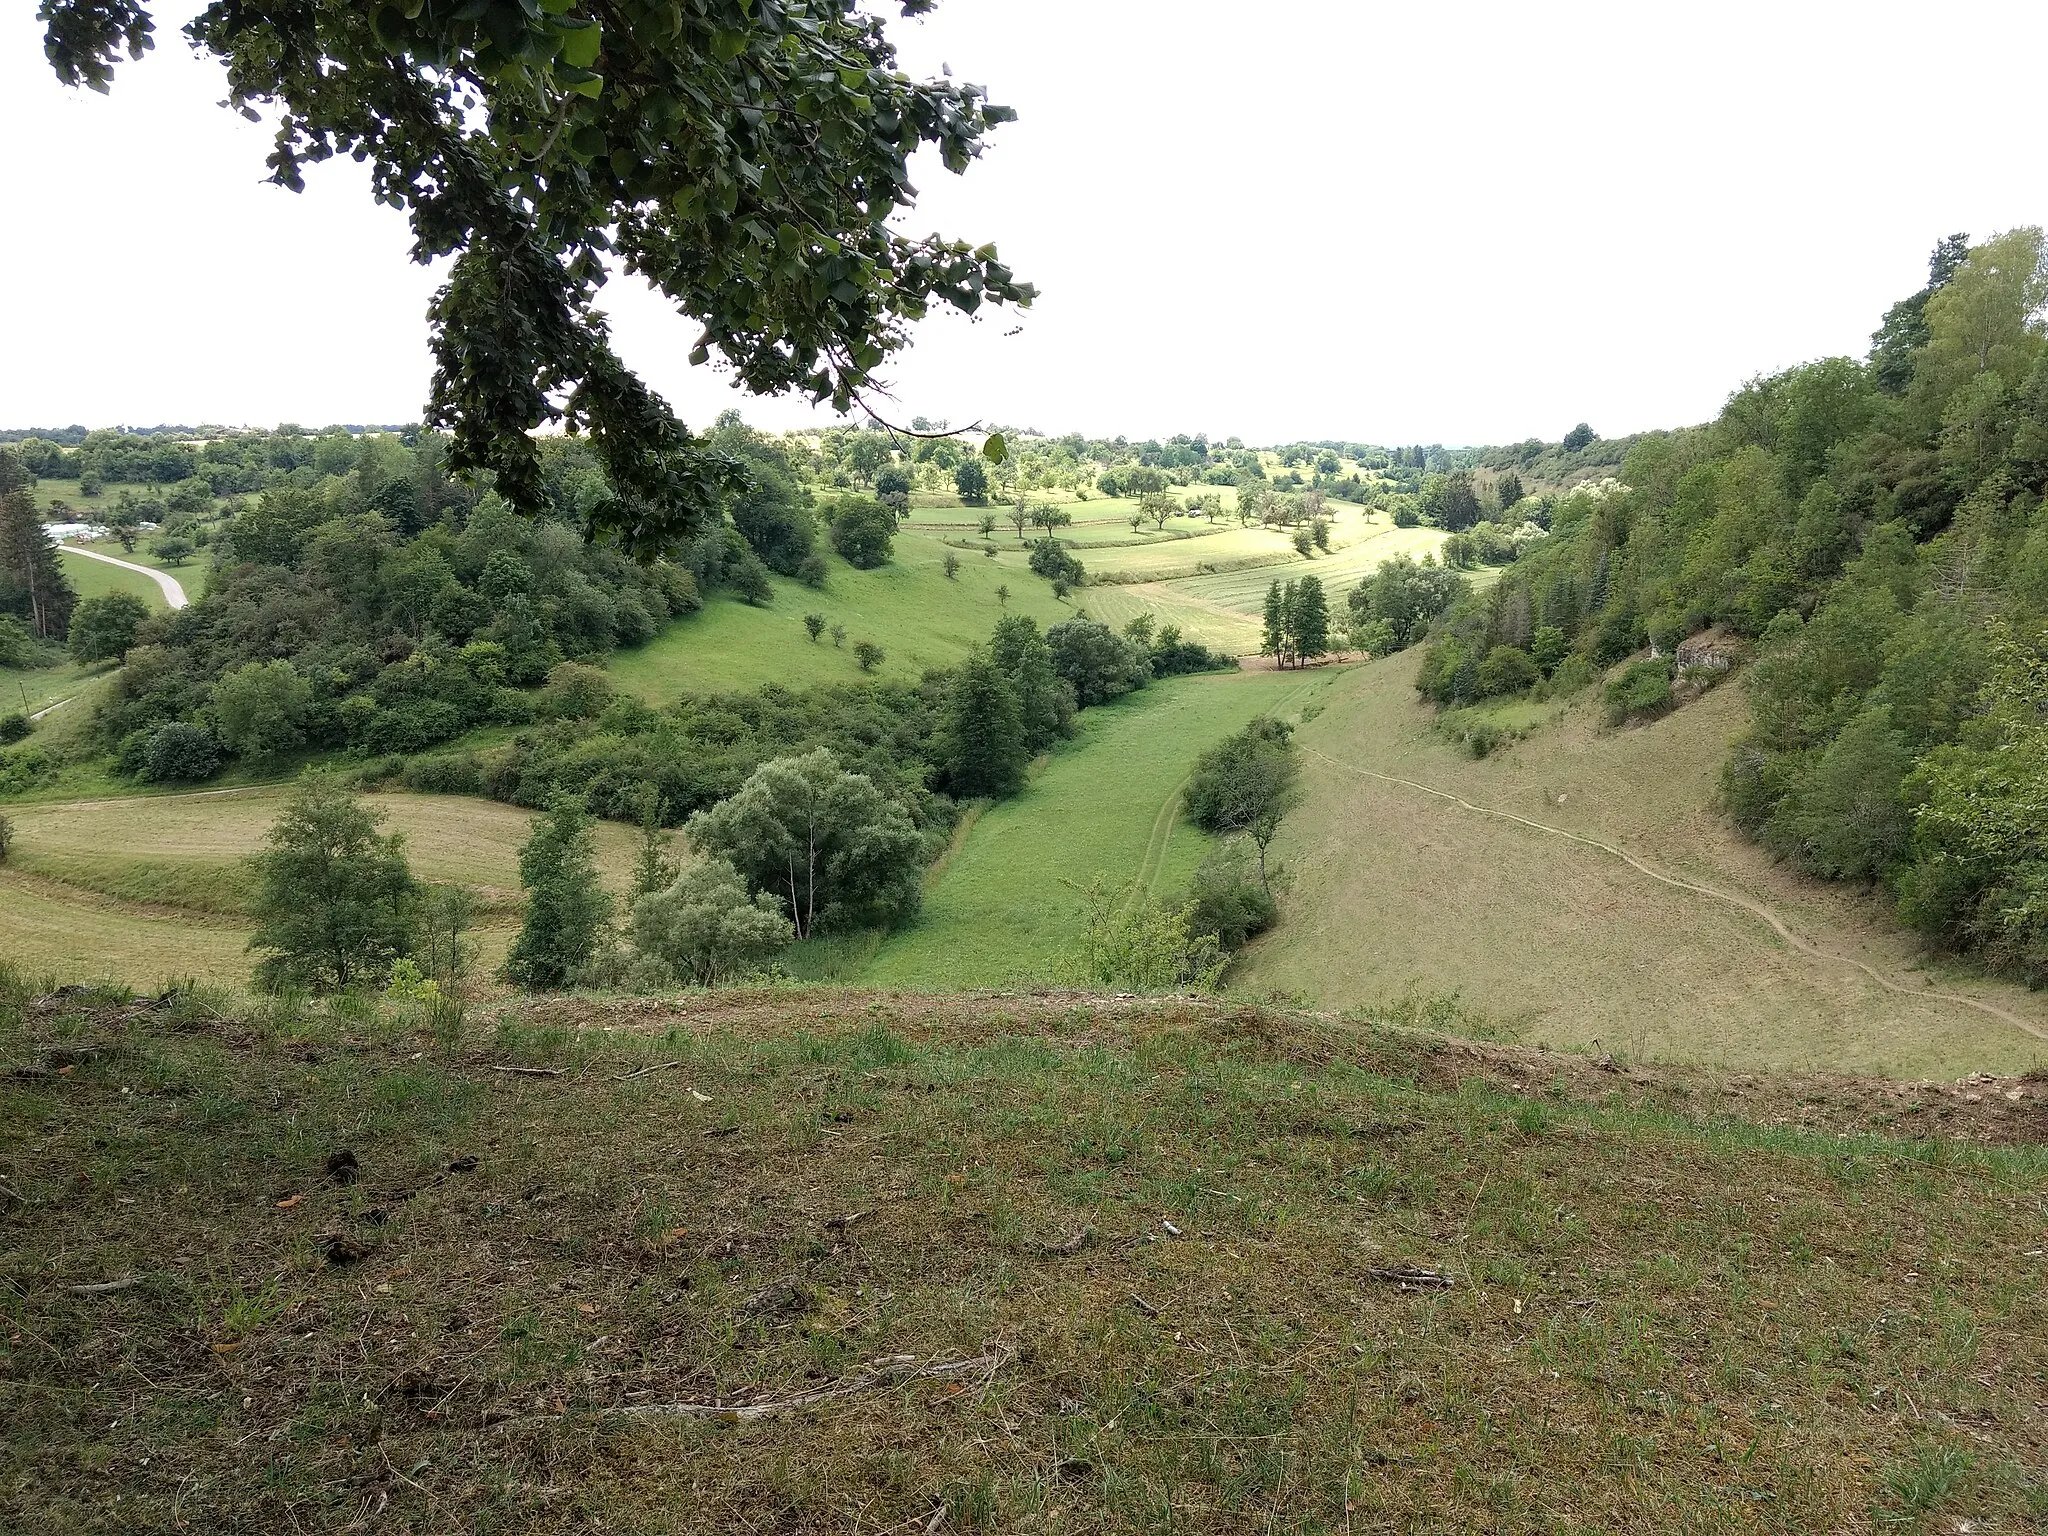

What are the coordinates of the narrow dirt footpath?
(1306, 747, 2048, 1045)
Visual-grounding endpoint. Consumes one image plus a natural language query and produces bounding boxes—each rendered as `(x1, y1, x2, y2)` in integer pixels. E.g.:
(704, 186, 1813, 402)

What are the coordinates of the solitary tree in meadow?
(248, 772, 418, 992)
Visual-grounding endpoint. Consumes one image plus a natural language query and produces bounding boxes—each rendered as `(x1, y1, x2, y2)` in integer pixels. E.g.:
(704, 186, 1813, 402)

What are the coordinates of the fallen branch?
(1364, 1265, 1455, 1290)
(68, 1277, 140, 1296)
(487, 1065, 564, 1078)
(618, 1347, 1009, 1420)
(614, 1060, 684, 1082)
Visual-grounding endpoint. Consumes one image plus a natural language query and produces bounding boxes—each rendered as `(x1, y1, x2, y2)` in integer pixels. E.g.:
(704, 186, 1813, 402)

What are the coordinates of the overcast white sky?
(3, 2, 2044, 446)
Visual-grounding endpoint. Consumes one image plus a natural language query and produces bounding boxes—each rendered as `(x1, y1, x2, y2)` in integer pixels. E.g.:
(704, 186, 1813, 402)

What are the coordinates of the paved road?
(59, 545, 189, 610)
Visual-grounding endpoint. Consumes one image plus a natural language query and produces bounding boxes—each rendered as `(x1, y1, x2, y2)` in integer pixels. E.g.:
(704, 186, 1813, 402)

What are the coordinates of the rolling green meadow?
(862, 667, 1346, 988)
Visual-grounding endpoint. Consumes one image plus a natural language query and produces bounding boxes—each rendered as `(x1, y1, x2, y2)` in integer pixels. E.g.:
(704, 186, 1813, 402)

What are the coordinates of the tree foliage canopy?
(37, 0, 1032, 552)
(248, 772, 418, 991)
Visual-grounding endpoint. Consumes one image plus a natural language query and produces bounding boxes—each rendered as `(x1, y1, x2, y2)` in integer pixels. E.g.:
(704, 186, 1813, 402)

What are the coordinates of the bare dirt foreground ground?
(6, 982, 2045, 1534)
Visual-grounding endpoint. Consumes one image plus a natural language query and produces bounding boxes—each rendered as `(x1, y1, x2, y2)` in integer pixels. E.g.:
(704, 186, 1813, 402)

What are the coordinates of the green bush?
(1602, 658, 1674, 725)
(0, 713, 28, 745)
(828, 497, 896, 568)
(630, 857, 794, 986)
(1474, 645, 1540, 697)
(1184, 849, 1277, 952)
(141, 722, 221, 782)
(1078, 877, 1224, 993)
(402, 752, 486, 796)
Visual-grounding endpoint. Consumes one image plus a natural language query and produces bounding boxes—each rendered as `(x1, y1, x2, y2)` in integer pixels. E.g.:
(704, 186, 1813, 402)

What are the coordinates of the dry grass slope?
(4, 983, 2045, 1534)
(1237, 654, 2048, 1079)
(0, 790, 639, 988)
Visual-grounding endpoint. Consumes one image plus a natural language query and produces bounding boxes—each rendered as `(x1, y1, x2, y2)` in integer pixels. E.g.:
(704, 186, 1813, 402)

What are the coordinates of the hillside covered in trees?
(1415, 230, 2048, 981)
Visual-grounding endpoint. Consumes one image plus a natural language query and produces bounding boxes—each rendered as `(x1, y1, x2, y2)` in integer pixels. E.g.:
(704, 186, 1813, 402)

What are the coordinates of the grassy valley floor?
(4, 982, 2045, 1533)
(1237, 653, 2048, 1079)
(862, 669, 1344, 990)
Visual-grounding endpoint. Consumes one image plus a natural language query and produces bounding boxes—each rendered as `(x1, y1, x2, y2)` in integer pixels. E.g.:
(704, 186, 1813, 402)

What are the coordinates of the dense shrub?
(1045, 617, 1149, 706)
(687, 749, 927, 937)
(829, 497, 896, 568)
(141, 722, 221, 782)
(1027, 537, 1086, 588)
(1184, 848, 1277, 952)
(1602, 658, 1674, 725)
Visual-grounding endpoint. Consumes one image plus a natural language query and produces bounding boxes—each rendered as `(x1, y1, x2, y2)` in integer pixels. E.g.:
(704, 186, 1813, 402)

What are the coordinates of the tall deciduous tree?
(38, 1, 1031, 551)
(943, 646, 1027, 799)
(504, 800, 613, 989)
(248, 772, 419, 991)
(67, 591, 149, 663)
(989, 614, 1072, 752)
(686, 749, 923, 938)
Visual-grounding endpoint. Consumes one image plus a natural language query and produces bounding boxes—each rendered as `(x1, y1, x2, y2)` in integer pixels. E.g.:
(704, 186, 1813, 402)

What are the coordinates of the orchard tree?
(36, 0, 1031, 553)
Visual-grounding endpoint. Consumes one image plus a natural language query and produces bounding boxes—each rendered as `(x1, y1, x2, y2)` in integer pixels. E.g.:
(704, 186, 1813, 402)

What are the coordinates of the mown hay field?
(1237, 652, 2048, 1078)
(0, 790, 639, 990)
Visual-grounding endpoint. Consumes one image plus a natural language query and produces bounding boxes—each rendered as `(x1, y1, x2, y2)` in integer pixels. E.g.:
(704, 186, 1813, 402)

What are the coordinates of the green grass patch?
(606, 531, 1076, 700)
(863, 669, 1344, 989)
(3, 980, 2044, 1532)
(53, 546, 168, 609)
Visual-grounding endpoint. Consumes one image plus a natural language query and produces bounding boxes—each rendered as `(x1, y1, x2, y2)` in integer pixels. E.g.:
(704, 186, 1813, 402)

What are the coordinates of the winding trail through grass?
(1306, 747, 2048, 1045)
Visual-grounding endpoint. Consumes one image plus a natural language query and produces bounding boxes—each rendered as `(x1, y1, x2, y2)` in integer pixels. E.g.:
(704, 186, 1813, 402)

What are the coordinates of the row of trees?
(1260, 576, 1331, 668)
